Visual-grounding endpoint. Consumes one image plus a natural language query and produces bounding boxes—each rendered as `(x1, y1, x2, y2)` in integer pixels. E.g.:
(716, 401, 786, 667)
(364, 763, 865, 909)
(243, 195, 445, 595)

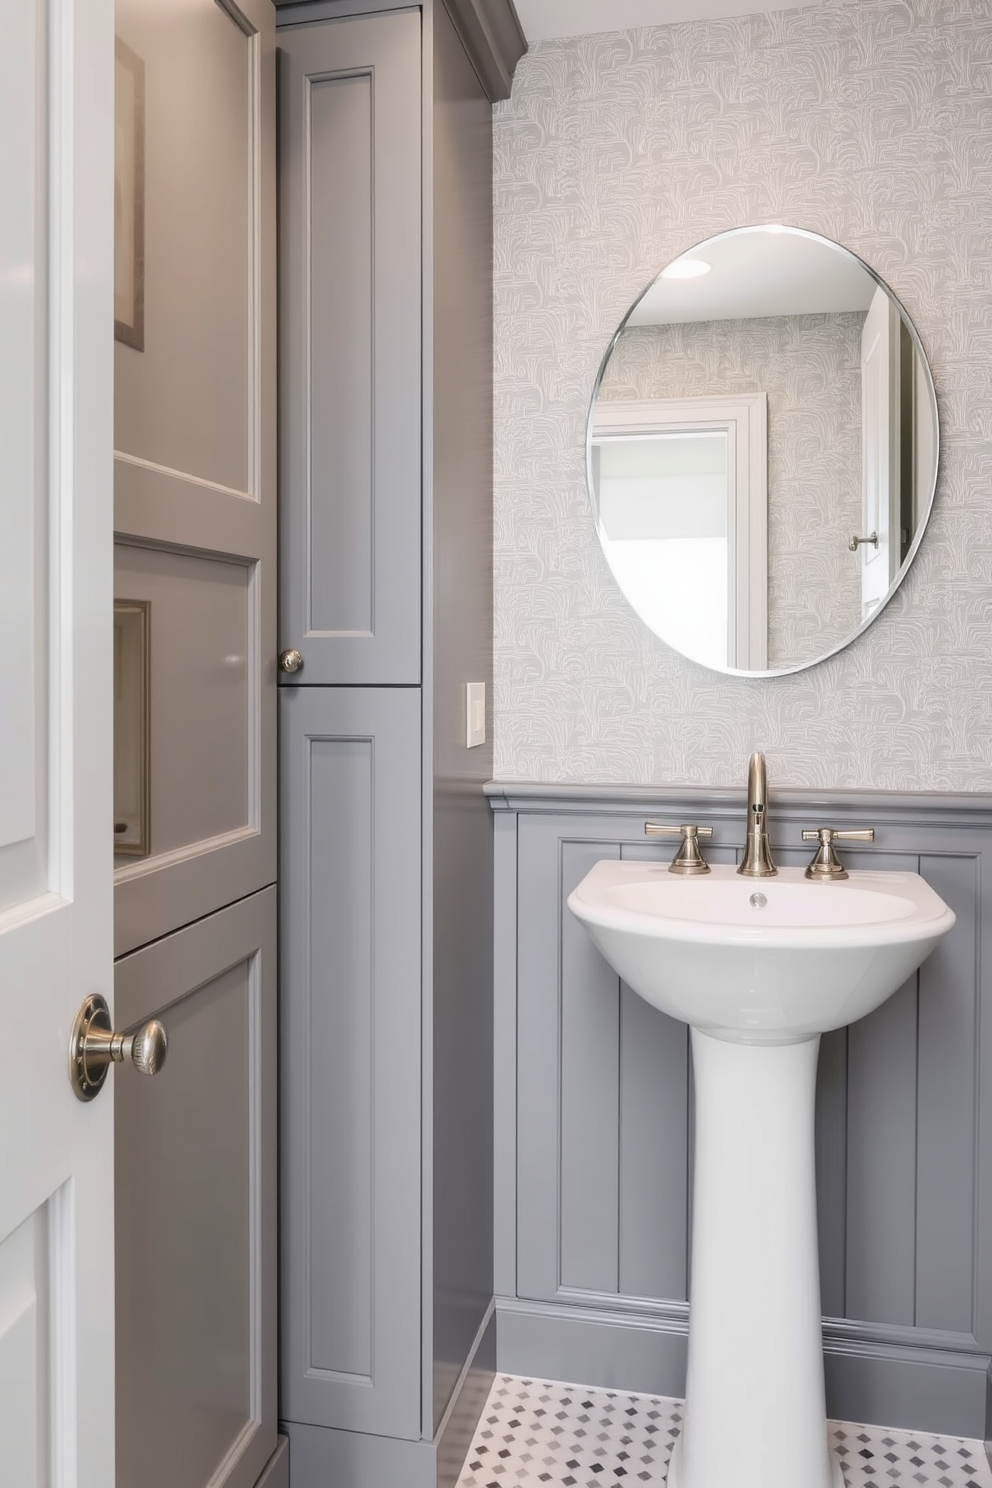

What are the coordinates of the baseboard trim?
(496, 1296, 689, 1402)
(436, 1305, 497, 1488)
(495, 1296, 992, 1440)
(283, 1308, 496, 1487)
(282, 1420, 438, 1488)
(255, 1436, 290, 1488)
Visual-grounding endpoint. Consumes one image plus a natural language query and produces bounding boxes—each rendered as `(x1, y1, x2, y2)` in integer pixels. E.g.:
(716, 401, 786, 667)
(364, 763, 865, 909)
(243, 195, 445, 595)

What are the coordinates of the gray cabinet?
(279, 688, 422, 1439)
(275, 2, 523, 1483)
(278, 9, 422, 686)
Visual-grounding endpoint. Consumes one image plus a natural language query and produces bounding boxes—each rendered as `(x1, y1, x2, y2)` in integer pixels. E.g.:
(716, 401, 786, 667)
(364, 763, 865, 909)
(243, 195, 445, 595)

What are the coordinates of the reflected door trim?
(591, 395, 768, 670)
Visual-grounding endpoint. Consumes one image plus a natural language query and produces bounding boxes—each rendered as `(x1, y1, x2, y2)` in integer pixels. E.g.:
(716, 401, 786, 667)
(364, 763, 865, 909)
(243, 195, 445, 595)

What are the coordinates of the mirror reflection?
(588, 227, 938, 676)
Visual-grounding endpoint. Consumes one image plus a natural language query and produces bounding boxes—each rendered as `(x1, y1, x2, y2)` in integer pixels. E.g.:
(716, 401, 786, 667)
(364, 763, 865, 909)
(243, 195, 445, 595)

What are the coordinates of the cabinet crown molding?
(273, 0, 526, 102)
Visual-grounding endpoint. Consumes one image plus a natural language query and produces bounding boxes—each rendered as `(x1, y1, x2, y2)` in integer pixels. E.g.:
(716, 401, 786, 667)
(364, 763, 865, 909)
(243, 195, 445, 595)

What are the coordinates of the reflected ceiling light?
(661, 258, 712, 280)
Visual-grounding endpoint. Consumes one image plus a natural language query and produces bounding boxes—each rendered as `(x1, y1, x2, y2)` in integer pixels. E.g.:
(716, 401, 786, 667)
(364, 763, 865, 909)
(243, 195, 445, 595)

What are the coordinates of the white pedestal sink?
(568, 862, 955, 1488)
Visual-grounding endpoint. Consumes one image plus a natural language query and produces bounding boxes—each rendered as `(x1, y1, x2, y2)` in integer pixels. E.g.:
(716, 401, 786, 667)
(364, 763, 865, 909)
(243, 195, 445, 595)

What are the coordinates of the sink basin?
(567, 855, 956, 1488)
(568, 861, 955, 1043)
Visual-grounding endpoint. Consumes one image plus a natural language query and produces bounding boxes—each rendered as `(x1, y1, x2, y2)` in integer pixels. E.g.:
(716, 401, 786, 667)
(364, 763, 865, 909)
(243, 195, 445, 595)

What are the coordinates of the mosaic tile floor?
(455, 1375, 992, 1488)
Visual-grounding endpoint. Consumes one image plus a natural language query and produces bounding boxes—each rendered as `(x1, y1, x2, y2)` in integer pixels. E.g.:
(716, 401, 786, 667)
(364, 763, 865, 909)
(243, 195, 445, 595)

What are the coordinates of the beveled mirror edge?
(585, 223, 941, 680)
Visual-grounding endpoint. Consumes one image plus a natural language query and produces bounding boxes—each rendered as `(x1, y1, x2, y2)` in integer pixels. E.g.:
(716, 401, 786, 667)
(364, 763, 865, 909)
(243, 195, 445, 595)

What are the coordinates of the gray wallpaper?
(492, 0, 992, 790)
(598, 313, 865, 669)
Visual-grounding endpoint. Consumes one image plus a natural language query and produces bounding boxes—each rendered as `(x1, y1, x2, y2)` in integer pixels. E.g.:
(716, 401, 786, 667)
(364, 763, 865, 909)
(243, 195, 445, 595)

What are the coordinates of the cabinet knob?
(279, 648, 304, 674)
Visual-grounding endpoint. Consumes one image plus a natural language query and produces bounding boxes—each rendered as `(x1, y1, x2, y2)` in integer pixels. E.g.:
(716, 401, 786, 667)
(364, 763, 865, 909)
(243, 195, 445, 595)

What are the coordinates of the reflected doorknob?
(69, 992, 168, 1102)
(279, 648, 303, 674)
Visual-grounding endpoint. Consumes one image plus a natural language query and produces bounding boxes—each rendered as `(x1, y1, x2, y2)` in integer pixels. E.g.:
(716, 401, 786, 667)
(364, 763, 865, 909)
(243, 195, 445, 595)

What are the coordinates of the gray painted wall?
(429, 0, 497, 1437)
(599, 312, 865, 669)
(492, 0, 992, 790)
(490, 783, 992, 1439)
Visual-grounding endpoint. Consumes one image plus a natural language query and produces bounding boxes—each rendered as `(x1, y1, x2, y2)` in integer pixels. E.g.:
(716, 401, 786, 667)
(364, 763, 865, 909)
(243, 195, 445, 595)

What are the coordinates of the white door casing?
(0, 1, 115, 1485)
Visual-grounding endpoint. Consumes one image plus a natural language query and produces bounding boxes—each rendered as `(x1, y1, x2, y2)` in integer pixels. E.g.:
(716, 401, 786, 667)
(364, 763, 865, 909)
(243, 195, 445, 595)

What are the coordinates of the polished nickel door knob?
(279, 648, 304, 674)
(69, 992, 169, 1102)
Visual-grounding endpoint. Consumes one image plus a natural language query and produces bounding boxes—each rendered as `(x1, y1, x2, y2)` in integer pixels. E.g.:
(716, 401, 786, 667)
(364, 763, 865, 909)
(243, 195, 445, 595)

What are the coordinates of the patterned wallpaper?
(598, 312, 865, 669)
(492, 0, 992, 790)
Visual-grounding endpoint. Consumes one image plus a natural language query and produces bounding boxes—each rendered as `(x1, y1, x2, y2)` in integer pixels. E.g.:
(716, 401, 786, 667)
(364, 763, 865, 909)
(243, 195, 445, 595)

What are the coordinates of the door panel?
(278, 12, 422, 684)
(0, 1206, 49, 1487)
(0, 0, 115, 1480)
(113, 0, 276, 957)
(114, 0, 254, 492)
(114, 543, 252, 856)
(280, 687, 423, 1439)
(115, 888, 277, 1488)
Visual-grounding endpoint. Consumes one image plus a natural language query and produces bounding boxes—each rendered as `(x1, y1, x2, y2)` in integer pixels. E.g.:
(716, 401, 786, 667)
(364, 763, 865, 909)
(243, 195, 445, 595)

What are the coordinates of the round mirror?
(587, 226, 939, 676)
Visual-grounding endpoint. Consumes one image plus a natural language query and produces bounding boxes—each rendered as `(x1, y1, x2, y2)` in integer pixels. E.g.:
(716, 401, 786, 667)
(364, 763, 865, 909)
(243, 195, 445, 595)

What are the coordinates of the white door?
(860, 285, 901, 617)
(0, 1, 115, 1485)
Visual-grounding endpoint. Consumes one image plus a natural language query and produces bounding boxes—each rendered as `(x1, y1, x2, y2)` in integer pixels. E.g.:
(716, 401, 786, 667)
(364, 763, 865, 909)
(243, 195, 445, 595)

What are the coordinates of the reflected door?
(596, 432, 732, 663)
(591, 395, 768, 670)
(860, 286, 901, 618)
(0, 1, 115, 1484)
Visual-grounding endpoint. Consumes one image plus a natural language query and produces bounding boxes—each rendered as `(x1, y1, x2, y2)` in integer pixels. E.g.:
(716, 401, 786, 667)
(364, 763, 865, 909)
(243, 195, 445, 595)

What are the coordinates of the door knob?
(69, 992, 168, 1102)
(279, 648, 303, 674)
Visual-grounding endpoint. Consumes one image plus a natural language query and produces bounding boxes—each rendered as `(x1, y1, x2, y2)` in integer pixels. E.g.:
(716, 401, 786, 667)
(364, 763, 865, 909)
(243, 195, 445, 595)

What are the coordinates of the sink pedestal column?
(668, 1029, 842, 1488)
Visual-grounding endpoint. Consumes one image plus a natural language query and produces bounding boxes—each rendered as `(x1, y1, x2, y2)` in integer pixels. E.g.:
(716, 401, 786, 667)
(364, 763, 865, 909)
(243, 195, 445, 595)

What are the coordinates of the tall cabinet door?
(278, 11, 422, 685)
(280, 687, 423, 1439)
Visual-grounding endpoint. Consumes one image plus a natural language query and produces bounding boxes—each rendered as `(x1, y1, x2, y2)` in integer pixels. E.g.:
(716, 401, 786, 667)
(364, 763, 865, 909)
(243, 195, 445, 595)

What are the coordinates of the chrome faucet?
(737, 752, 777, 878)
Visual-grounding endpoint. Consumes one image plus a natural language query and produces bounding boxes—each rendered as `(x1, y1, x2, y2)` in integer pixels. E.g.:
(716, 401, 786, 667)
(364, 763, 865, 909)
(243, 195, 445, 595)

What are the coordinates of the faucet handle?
(645, 822, 713, 876)
(801, 827, 875, 881)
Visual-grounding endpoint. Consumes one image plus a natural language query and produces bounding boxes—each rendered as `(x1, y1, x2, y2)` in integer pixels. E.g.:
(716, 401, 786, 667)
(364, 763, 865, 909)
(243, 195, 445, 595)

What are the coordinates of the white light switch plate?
(466, 683, 486, 748)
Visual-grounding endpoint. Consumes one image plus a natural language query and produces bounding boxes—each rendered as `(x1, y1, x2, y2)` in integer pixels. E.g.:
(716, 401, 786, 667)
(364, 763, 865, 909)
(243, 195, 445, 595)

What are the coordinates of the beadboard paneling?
(491, 783, 992, 1436)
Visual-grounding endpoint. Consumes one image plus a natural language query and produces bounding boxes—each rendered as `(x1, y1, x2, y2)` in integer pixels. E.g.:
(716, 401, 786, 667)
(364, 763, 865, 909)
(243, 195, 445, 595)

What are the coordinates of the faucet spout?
(738, 752, 778, 878)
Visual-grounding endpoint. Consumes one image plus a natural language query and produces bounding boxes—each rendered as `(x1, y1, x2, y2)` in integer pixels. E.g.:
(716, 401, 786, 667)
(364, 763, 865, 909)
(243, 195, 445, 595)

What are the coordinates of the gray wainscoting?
(488, 783, 992, 1440)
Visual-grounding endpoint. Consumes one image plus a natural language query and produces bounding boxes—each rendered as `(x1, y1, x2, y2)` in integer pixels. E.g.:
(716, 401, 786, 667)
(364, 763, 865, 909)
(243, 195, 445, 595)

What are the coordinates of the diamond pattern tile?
(455, 1376, 992, 1488)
